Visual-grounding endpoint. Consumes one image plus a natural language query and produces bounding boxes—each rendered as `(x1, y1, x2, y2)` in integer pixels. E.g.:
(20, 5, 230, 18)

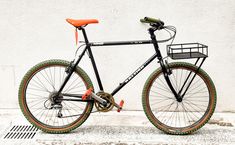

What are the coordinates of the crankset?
(82, 88, 124, 112)
(95, 92, 115, 112)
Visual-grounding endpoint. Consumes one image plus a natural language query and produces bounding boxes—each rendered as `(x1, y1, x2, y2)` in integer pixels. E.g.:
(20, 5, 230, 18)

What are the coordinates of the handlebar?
(140, 17, 176, 43)
(140, 17, 164, 29)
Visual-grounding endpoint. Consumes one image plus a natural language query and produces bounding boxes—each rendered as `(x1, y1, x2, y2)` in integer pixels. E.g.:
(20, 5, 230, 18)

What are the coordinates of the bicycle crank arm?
(113, 102, 121, 110)
(82, 88, 107, 105)
(90, 93, 107, 105)
(113, 100, 124, 112)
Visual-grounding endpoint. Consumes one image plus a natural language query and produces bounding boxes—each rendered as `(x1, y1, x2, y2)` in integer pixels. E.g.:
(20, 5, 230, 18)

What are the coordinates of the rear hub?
(49, 91, 63, 108)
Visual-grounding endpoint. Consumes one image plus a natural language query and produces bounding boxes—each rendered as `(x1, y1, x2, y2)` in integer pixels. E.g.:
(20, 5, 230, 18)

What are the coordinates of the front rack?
(166, 43, 208, 103)
(167, 43, 208, 59)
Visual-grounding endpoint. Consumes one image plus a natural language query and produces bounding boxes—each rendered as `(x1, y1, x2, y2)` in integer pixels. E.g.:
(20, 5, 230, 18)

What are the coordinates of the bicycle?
(18, 17, 216, 135)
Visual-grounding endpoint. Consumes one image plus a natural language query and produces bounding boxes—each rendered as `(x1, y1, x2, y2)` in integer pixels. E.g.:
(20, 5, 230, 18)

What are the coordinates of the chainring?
(95, 92, 115, 112)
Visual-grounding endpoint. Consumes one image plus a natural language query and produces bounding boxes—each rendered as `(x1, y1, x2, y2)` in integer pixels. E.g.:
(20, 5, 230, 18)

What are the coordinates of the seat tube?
(81, 27, 104, 91)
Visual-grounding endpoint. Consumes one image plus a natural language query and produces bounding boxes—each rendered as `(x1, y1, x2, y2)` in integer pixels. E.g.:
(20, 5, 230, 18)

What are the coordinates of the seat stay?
(57, 46, 87, 94)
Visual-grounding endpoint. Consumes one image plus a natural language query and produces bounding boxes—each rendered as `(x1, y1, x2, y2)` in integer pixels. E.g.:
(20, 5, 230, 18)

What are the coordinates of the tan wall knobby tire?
(142, 62, 216, 135)
(18, 59, 94, 133)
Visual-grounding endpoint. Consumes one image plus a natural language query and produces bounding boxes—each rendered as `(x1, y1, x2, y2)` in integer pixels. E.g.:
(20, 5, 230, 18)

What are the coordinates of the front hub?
(176, 94, 183, 102)
(177, 97, 182, 102)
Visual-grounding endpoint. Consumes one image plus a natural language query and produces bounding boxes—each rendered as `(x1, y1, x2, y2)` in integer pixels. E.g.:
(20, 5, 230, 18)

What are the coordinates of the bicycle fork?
(149, 27, 182, 102)
(160, 60, 182, 101)
(160, 58, 206, 102)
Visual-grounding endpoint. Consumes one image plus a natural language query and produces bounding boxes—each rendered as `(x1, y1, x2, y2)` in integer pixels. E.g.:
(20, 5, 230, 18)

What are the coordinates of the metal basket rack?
(167, 43, 208, 60)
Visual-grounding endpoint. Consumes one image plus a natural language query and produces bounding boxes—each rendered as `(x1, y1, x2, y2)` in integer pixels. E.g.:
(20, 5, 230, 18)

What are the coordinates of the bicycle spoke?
(165, 103, 178, 125)
(63, 73, 77, 92)
(155, 101, 175, 119)
(156, 77, 171, 92)
(179, 69, 183, 91)
(181, 102, 194, 125)
(150, 90, 174, 99)
(151, 98, 174, 106)
(60, 67, 66, 87)
(67, 90, 86, 94)
(152, 85, 172, 94)
(49, 67, 54, 88)
(151, 100, 175, 111)
(185, 77, 202, 93)
(34, 76, 50, 92)
(185, 95, 209, 98)
(26, 97, 46, 104)
(172, 71, 178, 92)
(182, 102, 201, 121)
(44, 69, 55, 90)
(184, 98, 208, 102)
(169, 75, 177, 92)
(39, 71, 55, 90)
(26, 92, 47, 98)
(185, 81, 206, 96)
(64, 81, 84, 93)
(184, 99, 208, 109)
(30, 79, 49, 92)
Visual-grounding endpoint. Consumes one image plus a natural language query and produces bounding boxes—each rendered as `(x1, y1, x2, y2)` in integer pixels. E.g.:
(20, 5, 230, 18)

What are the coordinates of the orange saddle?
(66, 18, 99, 27)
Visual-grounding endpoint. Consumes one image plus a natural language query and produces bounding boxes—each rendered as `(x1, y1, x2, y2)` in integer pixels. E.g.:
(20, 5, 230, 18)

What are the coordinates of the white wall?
(0, 0, 234, 112)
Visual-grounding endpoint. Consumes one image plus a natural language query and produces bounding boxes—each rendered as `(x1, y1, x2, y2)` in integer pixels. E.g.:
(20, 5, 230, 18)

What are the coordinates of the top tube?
(89, 39, 170, 47)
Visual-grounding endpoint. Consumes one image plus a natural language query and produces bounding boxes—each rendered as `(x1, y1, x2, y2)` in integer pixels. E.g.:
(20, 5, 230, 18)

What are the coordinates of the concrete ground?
(0, 109, 234, 145)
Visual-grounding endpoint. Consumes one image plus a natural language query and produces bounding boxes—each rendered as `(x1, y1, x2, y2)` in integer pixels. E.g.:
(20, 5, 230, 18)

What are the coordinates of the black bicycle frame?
(58, 27, 179, 100)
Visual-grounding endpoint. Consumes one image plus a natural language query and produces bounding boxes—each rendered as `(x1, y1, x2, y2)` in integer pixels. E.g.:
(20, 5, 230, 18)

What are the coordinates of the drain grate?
(3, 125, 38, 139)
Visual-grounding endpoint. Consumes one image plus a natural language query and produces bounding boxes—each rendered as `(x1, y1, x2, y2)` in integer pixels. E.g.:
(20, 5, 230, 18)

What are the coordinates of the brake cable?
(156, 25, 176, 43)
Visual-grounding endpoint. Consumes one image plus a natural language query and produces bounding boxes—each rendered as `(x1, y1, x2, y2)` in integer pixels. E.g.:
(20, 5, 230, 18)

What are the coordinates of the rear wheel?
(142, 62, 216, 135)
(18, 59, 94, 133)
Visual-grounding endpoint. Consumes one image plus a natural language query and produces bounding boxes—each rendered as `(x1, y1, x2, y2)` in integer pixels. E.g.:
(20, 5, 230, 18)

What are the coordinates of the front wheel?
(18, 59, 94, 133)
(142, 62, 216, 135)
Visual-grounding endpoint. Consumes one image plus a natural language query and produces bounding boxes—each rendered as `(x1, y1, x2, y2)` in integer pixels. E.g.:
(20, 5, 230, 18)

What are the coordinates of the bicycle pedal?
(117, 100, 124, 112)
(82, 88, 93, 100)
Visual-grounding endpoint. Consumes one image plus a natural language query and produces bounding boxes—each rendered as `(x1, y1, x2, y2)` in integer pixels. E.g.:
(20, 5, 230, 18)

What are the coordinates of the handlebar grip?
(140, 17, 164, 26)
(140, 18, 149, 23)
(144, 17, 161, 23)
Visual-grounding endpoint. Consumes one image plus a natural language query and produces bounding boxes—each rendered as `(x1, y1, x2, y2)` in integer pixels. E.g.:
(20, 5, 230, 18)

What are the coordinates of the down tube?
(111, 53, 158, 96)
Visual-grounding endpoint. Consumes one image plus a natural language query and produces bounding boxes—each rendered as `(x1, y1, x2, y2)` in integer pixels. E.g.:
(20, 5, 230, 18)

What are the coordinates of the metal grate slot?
(3, 125, 38, 139)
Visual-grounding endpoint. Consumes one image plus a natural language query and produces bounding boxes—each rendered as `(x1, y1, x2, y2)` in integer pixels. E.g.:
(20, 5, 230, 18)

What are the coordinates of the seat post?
(79, 27, 89, 44)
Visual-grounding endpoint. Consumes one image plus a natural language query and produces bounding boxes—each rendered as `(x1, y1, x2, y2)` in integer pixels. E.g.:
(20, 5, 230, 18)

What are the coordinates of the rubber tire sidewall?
(18, 59, 94, 133)
(142, 62, 217, 135)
